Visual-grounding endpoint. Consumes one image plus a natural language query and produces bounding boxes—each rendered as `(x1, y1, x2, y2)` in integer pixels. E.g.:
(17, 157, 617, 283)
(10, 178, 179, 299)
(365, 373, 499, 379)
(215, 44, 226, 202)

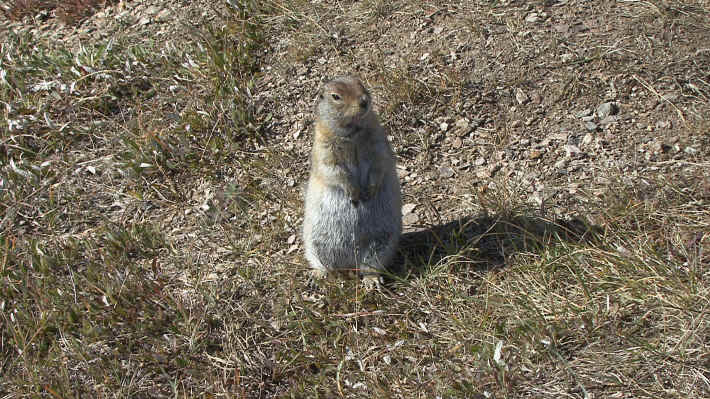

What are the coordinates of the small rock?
(438, 166, 455, 178)
(402, 203, 417, 215)
(650, 141, 671, 153)
(585, 121, 598, 131)
(581, 115, 595, 122)
(287, 234, 297, 244)
(525, 13, 540, 23)
(582, 133, 593, 146)
(575, 108, 592, 118)
(403, 212, 420, 225)
(474, 157, 486, 166)
(138, 16, 151, 25)
(599, 115, 619, 125)
(597, 102, 619, 119)
(145, 5, 160, 15)
(515, 88, 529, 105)
(454, 118, 470, 136)
(476, 169, 492, 179)
(564, 144, 582, 157)
(156, 9, 171, 22)
(554, 159, 568, 169)
(452, 137, 463, 148)
(656, 120, 672, 129)
(529, 149, 544, 159)
(440, 122, 449, 132)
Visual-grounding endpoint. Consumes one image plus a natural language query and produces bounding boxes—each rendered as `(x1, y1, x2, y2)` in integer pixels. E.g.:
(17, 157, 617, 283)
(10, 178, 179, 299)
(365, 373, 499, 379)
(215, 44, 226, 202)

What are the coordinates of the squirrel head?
(317, 76, 372, 137)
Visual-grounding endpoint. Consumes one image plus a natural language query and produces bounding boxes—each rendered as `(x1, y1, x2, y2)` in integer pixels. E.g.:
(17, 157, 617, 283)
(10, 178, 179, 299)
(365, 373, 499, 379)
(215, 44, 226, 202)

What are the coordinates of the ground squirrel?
(302, 76, 402, 287)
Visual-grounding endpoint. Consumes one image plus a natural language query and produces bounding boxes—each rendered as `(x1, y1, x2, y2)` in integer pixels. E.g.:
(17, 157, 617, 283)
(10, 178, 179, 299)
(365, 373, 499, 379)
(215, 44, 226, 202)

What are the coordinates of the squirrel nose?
(359, 96, 368, 109)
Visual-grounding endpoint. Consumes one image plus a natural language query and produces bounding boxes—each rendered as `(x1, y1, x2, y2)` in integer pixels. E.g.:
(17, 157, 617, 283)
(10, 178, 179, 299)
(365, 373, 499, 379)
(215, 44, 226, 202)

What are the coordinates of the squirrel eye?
(331, 93, 341, 101)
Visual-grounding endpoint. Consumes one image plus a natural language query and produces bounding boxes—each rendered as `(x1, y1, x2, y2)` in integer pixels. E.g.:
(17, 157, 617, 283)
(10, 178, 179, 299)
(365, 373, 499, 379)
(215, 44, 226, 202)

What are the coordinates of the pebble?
(582, 133, 594, 146)
(402, 203, 417, 215)
(525, 12, 542, 23)
(454, 118, 470, 136)
(575, 108, 593, 118)
(650, 141, 671, 153)
(474, 157, 486, 166)
(438, 166, 455, 178)
(585, 121, 598, 131)
(529, 149, 544, 159)
(564, 144, 582, 157)
(597, 102, 619, 119)
(599, 115, 619, 125)
(476, 169, 492, 179)
(515, 88, 529, 105)
(656, 120, 672, 129)
(403, 212, 420, 225)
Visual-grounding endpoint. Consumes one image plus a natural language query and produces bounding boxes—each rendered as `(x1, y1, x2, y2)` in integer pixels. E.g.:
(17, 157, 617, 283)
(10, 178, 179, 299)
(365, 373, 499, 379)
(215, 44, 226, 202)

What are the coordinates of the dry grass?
(2, 0, 119, 25)
(1, 0, 709, 397)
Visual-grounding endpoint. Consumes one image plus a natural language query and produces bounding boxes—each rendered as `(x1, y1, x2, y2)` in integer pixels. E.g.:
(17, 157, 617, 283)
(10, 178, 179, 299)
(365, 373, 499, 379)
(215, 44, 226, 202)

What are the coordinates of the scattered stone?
(581, 115, 595, 122)
(440, 122, 449, 132)
(476, 169, 492, 179)
(684, 147, 698, 155)
(454, 118, 470, 136)
(402, 203, 417, 215)
(582, 133, 594, 146)
(156, 9, 171, 22)
(564, 144, 582, 157)
(403, 212, 420, 225)
(515, 88, 529, 105)
(452, 137, 463, 148)
(287, 234, 297, 244)
(438, 166, 455, 178)
(145, 5, 160, 15)
(529, 149, 545, 159)
(599, 115, 619, 125)
(554, 159, 568, 169)
(597, 102, 619, 119)
(585, 121, 598, 131)
(650, 141, 671, 153)
(525, 13, 541, 23)
(575, 108, 593, 118)
(656, 120, 672, 129)
(474, 157, 486, 166)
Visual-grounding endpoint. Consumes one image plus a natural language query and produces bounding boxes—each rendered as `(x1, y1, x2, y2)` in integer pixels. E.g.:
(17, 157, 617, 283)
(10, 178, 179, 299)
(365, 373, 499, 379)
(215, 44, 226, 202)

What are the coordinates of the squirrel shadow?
(387, 213, 602, 281)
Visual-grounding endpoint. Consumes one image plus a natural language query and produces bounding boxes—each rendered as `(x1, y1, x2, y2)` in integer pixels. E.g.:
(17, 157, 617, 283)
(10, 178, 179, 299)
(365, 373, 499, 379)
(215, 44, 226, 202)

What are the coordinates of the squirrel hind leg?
(305, 245, 329, 277)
